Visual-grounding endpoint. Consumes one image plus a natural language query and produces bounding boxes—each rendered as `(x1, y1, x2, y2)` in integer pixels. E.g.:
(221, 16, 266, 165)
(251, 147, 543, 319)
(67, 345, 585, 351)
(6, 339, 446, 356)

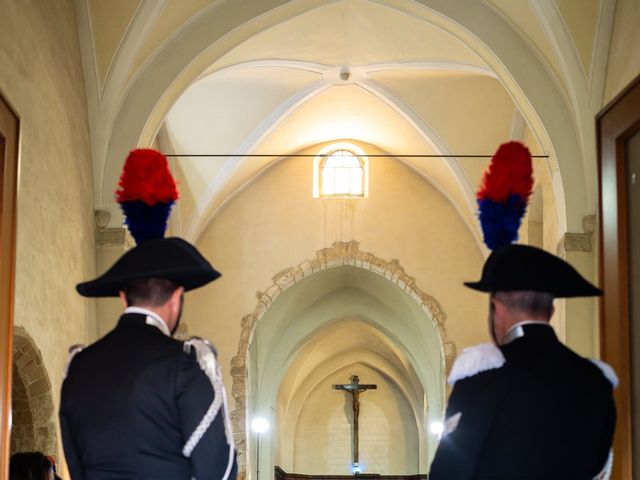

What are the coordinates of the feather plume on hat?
(464, 142, 602, 298)
(476, 141, 534, 250)
(115, 149, 178, 244)
(76, 149, 221, 298)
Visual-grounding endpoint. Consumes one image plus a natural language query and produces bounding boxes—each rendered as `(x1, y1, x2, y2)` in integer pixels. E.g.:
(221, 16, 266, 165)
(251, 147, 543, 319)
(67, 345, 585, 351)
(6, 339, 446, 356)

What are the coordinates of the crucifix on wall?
(334, 375, 377, 472)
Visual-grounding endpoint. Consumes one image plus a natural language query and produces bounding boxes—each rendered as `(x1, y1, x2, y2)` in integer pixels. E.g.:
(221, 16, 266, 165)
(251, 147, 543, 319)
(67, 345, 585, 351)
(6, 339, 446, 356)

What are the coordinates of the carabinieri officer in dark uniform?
(429, 244, 616, 479)
(60, 149, 237, 479)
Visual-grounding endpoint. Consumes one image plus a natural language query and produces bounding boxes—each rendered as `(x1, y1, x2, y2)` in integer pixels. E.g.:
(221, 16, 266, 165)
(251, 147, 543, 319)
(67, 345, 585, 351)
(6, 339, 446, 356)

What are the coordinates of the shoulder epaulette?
(589, 358, 619, 388)
(448, 343, 505, 385)
(182, 337, 235, 470)
(63, 344, 85, 380)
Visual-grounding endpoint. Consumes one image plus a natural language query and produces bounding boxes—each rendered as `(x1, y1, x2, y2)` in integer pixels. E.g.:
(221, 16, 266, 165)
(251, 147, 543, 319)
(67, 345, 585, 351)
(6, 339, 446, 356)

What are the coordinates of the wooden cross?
(334, 375, 377, 468)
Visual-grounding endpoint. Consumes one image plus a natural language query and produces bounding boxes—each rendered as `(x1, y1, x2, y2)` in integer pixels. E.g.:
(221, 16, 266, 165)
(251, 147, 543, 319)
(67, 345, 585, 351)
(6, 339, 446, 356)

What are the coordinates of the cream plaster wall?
(556, 0, 600, 76)
(293, 365, 419, 475)
(371, 73, 515, 158)
(563, 250, 598, 356)
(132, 0, 214, 75)
(207, 0, 483, 70)
(485, 0, 565, 86)
(603, 0, 640, 104)
(0, 0, 97, 468)
(88, 0, 141, 83)
(96, 245, 125, 338)
(520, 126, 560, 256)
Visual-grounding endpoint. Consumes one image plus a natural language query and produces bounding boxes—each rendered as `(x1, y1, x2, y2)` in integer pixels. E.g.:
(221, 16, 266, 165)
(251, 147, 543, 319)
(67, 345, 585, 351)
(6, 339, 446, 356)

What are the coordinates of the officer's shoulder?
(587, 358, 619, 388)
(63, 344, 85, 380)
(182, 336, 218, 368)
(448, 342, 505, 385)
(183, 336, 217, 354)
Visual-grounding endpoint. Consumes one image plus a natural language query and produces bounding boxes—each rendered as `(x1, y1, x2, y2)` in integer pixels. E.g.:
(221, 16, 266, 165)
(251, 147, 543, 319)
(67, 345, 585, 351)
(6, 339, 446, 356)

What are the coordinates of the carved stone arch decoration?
(11, 326, 58, 458)
(229, 241, 456, 475)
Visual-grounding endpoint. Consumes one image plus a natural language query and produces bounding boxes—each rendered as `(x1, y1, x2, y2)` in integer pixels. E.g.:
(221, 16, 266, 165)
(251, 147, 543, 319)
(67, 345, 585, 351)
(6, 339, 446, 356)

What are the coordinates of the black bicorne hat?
(76, 237, 221, 297)
(464, 244, 602, 298)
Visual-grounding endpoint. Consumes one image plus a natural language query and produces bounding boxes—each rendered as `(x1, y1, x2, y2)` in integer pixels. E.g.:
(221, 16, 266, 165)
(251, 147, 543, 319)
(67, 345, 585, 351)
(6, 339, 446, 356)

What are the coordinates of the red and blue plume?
(116, 149, 178, 244)
(477, 141, 533, 250)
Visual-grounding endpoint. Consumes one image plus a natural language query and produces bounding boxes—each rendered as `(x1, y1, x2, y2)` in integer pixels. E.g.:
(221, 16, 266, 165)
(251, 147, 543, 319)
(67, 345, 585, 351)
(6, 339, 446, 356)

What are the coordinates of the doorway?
(0, 92, 19, 476)
(598, 74, 640, 480)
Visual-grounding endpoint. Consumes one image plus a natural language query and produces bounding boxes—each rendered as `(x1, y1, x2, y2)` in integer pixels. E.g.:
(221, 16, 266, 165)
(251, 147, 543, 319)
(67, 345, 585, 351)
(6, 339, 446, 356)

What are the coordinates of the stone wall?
(10, 327, 57, 458)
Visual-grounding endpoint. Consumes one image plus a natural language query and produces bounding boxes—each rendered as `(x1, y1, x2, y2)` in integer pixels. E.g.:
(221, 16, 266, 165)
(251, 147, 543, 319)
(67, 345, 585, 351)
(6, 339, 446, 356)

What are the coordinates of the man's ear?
(119, 291, 128, 308)
(171, 286, 185, 308)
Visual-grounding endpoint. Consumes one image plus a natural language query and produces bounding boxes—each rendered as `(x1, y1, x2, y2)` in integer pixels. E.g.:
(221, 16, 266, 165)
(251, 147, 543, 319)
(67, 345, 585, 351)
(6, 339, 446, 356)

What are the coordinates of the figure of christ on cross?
(334, 375, 377, 470)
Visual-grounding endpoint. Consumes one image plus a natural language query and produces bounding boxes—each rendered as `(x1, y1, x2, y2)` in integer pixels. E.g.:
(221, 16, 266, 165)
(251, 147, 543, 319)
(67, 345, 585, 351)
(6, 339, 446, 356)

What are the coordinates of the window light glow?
(320, 150, 365, 197)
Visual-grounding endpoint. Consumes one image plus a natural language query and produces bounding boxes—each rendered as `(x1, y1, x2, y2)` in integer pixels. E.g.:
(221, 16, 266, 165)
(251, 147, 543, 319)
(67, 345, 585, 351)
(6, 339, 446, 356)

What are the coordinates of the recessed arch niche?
(230, 241, 455, 479)
(10, 326, 58, 458)
(278, 321, 423, 475)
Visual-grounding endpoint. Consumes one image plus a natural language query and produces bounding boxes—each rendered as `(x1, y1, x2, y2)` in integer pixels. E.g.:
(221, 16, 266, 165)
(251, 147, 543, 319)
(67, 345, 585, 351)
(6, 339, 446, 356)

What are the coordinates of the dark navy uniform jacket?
(430, 323, 616, 479)
(60, 312, 238, 480)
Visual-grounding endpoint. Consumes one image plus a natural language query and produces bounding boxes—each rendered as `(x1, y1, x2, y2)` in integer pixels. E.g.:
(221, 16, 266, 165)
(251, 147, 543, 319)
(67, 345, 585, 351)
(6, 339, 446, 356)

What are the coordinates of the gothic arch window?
(314, 145, 368, 198)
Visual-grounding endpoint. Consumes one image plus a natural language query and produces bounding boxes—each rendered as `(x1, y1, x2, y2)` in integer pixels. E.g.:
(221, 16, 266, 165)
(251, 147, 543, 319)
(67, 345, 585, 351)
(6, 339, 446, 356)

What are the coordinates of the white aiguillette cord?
(183, 338, 235, 480)
(124, 308, 235, 480)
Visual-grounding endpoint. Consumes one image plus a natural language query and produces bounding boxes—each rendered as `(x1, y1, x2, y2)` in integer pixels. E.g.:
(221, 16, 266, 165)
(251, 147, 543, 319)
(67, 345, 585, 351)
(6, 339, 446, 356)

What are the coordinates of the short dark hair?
(9, 452, 53, 480)
(122, 278, 180, 307)
(494, 290, 555, 319)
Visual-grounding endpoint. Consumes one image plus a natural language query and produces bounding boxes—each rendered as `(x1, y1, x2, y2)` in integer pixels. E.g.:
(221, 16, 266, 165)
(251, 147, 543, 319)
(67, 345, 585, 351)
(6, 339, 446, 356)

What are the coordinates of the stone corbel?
(95, 209, 132, 249)
(556, 215, 596, 258)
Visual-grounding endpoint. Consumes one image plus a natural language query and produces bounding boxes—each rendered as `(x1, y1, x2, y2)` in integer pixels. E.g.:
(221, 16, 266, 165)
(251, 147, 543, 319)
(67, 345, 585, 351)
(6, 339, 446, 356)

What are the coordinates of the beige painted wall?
(604, 0, 640, 105)
(0, 0, 97, 466)
(96, 244, 126, 338)
(293, 365, 419, 475)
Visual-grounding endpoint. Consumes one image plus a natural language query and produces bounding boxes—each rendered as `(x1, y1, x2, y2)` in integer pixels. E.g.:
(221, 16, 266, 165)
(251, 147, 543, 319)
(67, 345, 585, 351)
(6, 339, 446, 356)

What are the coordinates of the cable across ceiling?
(165, 153, 550, 158)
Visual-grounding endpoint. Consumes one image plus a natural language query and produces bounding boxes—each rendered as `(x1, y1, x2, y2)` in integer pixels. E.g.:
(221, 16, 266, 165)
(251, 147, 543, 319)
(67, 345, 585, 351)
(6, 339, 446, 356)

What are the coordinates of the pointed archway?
(230, 241, 455, 478)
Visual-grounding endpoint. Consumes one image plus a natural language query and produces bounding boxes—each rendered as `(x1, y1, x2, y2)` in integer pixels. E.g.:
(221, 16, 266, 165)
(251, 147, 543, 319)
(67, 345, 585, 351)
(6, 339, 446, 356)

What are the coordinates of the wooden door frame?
(0, 92, 19, 479)
(597, 74, 640, 480)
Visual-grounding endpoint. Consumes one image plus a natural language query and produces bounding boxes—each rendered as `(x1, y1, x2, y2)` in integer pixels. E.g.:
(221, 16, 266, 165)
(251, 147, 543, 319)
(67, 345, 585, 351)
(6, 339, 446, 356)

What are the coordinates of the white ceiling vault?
(75, 0, 616, 245)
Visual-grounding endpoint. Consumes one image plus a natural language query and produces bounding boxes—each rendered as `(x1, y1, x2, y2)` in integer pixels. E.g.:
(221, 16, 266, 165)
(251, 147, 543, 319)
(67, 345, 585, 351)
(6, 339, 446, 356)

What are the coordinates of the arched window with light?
(314, 146, 368, 198)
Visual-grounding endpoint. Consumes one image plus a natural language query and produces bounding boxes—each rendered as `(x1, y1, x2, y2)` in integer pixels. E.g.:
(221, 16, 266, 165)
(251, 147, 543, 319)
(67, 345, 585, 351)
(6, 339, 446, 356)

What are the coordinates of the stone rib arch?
(230, 240, 455, 475)
(11, 326, 58, 458)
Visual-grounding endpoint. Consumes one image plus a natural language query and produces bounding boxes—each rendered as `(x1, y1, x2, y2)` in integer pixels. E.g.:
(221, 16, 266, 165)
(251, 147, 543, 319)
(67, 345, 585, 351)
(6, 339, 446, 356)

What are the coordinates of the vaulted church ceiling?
(76, 0, 615, 245)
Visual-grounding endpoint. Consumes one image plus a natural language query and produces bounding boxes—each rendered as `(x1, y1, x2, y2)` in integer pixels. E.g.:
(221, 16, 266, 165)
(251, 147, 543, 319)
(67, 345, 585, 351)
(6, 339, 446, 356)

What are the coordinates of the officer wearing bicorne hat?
(429, 142, 616, 480)
(60, 150, 237, 480)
